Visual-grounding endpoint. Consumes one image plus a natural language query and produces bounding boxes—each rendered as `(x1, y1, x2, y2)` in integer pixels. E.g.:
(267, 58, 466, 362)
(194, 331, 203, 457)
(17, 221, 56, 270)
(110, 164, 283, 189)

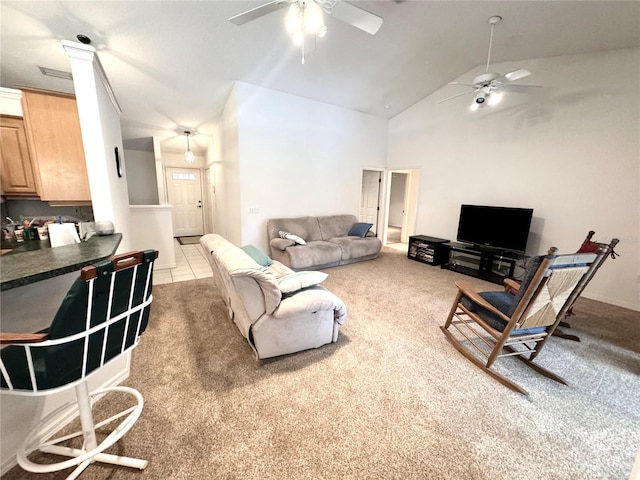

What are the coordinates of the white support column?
(62, 40, 132, 252)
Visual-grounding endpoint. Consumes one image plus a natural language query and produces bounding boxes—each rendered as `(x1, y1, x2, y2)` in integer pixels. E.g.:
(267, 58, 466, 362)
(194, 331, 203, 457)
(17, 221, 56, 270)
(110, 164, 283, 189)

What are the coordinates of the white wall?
(388, 48, 640, 310)
(214, 85, 243, 245)
(232, 82, 389, 251)
(129, 205, 176, 269)
(161, 151, 206, 168)
(124, 149, 159, 205)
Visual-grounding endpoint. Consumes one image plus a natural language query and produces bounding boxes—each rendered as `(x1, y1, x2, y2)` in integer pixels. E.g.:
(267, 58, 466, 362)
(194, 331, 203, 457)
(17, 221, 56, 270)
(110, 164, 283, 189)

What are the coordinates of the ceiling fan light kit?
(230, 0, 383, 64)
(439, 15, 541, 111)
(285, 0, 327, 63)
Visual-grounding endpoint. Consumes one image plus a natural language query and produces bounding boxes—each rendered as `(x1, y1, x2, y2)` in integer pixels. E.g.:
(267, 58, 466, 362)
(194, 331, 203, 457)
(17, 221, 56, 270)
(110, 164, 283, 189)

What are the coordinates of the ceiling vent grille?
(38, 66, 73, 80)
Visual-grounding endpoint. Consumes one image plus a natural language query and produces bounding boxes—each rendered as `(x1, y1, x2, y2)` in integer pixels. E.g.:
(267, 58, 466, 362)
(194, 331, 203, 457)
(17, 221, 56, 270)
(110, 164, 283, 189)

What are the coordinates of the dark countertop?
(0, 233, 122, 291)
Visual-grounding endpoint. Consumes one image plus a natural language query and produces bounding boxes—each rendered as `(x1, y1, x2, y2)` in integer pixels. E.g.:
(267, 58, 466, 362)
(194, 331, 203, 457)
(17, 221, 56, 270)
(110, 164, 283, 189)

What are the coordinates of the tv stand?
(442, 242, 523, 285)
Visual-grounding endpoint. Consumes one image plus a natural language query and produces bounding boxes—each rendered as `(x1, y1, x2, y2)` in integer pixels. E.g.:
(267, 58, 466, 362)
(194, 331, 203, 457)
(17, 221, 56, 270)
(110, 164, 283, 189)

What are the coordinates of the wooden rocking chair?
(441, 246, 607, 396)
(554, 231, 619, 341)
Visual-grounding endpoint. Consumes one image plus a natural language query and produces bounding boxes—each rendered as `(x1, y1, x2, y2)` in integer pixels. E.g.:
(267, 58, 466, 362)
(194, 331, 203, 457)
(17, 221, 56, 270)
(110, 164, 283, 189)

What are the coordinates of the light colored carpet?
(5, 247, 639, 479)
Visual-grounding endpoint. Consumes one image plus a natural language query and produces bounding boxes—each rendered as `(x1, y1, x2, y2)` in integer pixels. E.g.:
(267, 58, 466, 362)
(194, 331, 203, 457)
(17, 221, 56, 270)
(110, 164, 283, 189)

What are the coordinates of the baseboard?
(580, 292, 639, 312)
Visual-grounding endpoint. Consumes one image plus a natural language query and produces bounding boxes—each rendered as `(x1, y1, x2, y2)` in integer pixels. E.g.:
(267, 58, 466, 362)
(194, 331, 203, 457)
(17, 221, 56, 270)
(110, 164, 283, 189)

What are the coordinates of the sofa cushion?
(278, 271, 328, 294)
(241, 245, 273, 266)
(348, 222, 373, 238)
(317, 215, 358, 240)
(267, 217, 322, 242)
(270, 237, 295, 251)
(329, 236, 383, 261)
(286, 241, 343, 270)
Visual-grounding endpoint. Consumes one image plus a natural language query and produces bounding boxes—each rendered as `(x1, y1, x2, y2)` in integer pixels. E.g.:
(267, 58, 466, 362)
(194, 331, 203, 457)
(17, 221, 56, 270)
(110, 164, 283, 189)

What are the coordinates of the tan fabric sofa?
(267, 214, 382, 270)
(200, 234, 347, 359)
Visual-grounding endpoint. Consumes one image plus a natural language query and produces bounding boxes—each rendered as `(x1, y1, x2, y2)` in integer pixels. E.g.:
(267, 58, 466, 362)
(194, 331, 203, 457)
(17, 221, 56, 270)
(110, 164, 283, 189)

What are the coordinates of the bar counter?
(0, 233, 122, 291)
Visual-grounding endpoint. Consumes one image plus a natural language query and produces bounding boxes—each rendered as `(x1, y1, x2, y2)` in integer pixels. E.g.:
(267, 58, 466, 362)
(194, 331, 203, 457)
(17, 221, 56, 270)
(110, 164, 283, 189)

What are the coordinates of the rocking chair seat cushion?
(461, 291, 512, 330)
(461, 291, 545, 336)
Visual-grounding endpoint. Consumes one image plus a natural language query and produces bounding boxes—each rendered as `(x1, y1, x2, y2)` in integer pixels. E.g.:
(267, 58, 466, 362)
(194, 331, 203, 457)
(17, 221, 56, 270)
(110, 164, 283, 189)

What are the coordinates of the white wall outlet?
(248, 207, 260, 214)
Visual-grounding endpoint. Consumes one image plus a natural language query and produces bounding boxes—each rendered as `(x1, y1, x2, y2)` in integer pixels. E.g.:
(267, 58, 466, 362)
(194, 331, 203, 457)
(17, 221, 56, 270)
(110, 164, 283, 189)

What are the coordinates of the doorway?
(387, 172, 408, 245)
(383, 169, 419, 247)
(165, 167, 204, 237)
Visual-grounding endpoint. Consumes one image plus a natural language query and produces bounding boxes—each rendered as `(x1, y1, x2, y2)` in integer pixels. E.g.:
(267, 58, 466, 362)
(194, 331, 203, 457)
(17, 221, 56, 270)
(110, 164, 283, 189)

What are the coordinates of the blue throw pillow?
(241, 245, 273, 266)
(348, 222, 373, 238)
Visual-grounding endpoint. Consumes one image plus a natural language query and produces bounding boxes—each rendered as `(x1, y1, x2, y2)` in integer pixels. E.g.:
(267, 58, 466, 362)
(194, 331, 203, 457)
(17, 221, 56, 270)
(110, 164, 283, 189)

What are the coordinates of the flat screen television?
(456, 204, 534, 253)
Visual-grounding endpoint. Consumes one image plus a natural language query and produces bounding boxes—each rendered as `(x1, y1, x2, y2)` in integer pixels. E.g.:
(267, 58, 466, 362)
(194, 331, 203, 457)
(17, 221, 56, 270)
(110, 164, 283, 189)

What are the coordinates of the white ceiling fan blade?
(330, 1, 383, 35)
(437, 90, 475, 104)
(447, 82, 478, 87)
(503, 69, 531, 82)
(229, 1, 288, 26)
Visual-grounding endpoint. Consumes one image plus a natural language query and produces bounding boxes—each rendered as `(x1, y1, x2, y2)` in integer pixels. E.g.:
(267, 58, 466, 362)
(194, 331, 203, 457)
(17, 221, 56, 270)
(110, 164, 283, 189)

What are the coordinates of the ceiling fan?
(439, 16, 541, 110)
(230, 0, 383, 63)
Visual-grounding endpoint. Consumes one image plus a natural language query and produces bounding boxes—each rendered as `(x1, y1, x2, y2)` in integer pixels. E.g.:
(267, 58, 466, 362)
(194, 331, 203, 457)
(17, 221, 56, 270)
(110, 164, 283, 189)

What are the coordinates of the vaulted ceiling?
(1, 1, 638, 154)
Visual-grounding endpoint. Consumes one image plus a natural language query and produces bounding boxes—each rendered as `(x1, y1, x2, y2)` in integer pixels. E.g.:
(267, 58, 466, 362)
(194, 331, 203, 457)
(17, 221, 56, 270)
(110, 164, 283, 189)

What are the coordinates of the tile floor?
(153, 239, 213, 285)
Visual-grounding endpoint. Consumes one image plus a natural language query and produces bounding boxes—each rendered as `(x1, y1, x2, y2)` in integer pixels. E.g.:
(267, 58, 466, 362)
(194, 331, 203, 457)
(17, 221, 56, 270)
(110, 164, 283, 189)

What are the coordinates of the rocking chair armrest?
(0, 332, 49, 345)
(503, 278, 521, 293)
(454, 281, 512, 324)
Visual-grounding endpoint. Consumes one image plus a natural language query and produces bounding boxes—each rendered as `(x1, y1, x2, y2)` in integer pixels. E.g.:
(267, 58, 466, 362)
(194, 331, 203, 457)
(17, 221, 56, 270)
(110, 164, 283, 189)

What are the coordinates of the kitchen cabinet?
(21, 88, 91, 204)
(0, 115, 38, 197)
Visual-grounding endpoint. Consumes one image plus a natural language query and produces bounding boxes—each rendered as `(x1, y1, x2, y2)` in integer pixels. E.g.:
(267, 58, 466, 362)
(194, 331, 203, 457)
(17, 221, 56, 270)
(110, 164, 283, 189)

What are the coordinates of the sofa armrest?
(274, 287, 347, 324)
(270, 237, 296, 251)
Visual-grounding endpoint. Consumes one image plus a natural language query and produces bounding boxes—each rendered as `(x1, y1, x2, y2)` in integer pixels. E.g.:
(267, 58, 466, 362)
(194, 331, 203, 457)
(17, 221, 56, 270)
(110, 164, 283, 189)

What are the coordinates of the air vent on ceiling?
(38, 66, 73, 80)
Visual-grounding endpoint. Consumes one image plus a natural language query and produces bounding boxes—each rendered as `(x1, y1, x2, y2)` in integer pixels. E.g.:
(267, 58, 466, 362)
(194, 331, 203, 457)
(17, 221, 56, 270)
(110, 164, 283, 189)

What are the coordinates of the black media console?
(407, 235, 450, 266)
(441, 242, 524, 285)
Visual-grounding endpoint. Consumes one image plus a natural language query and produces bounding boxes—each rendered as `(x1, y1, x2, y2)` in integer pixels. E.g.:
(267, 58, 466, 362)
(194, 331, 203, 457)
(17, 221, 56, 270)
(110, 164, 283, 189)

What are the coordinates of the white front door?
(360, 170, 381, 234)
(166, 167, 204, 237)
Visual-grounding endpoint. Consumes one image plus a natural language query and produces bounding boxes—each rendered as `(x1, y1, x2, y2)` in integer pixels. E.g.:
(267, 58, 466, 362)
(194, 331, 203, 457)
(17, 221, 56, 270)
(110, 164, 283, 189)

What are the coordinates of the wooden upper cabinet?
(21, 88, 91, 203)
(0, 115, 38, 196)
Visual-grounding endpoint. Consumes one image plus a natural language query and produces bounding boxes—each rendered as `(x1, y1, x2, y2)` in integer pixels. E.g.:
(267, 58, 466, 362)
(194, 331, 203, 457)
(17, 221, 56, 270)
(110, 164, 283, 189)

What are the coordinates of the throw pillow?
(277, 271, 328, 294)
(278, 230, 307, 245)
(348, 222, 373, 238)
(241, 244, 273, 266)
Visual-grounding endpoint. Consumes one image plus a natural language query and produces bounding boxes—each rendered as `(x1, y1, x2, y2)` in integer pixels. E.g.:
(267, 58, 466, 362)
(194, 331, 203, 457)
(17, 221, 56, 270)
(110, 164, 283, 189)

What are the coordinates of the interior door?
(360, 170, 381, 234)
(166, 167, 204, 237)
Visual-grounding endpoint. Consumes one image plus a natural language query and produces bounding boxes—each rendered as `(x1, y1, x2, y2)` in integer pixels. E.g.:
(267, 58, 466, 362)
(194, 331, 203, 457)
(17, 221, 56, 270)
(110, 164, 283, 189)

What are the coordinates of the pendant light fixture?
(184, 130, 195, 163)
